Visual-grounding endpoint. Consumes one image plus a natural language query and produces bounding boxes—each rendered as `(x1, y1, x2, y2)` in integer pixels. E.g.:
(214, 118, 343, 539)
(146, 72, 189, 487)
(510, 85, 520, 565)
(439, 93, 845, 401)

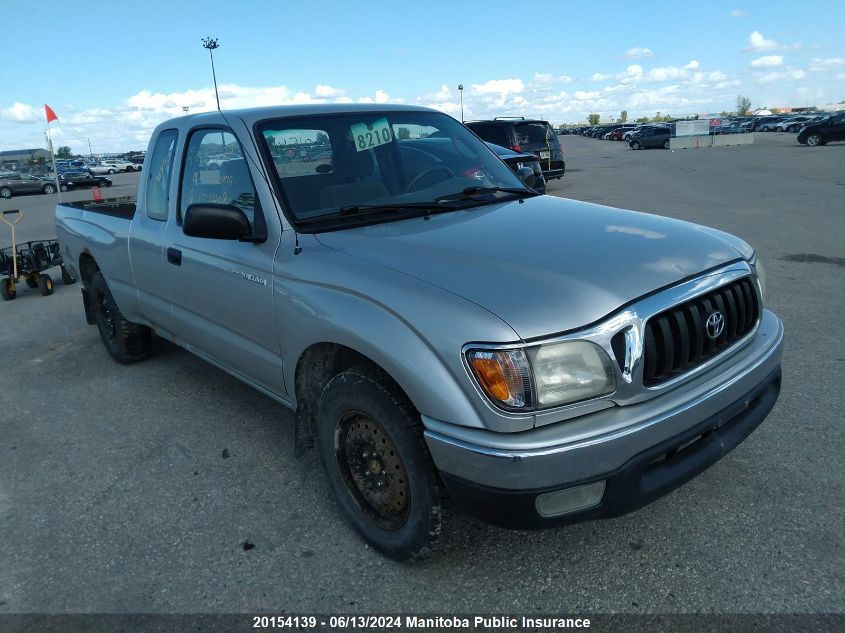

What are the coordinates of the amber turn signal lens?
(471, 357, 512, 401)
(466, 349, 531, 409)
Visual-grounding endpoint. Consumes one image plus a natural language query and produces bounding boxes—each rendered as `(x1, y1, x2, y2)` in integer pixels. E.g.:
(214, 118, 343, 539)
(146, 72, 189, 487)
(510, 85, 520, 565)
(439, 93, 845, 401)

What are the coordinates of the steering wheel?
(405, 166, 454, 193)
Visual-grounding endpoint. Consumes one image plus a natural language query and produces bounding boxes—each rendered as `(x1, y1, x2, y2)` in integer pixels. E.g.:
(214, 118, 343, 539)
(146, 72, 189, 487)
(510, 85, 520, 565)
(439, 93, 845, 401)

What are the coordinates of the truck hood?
(315, 196, 751, 340)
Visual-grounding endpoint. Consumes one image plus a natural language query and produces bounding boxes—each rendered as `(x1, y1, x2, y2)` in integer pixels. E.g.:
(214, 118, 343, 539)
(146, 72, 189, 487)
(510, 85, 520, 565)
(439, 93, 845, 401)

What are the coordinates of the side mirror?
(516, 166, 536, 189)
(184, 204, 252, 240)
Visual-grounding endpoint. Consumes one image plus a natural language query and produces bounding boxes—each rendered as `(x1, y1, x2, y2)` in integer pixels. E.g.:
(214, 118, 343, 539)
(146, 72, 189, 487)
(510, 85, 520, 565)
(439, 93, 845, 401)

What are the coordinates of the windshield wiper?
(434, 186, 538, 203)
(296, 202, 438, 225)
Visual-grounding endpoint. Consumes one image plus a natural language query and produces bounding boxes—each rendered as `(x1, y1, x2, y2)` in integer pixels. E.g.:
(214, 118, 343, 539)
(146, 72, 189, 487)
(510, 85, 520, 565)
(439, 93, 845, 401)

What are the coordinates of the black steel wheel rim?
(335, 411, 410, 531)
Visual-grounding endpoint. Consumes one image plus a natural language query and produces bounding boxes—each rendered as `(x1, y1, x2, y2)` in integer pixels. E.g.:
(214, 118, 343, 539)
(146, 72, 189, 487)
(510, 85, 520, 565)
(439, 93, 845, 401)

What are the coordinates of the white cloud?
(591, 72, 613, 81)
(685, 60, 700, 70)
(314, 84, 345, 98)
(624, 47, 654, 59)
(745, 31, 777, 52)
(646, 66, 689, 82)
(730, 9, 747, 17)
(471, 78, 525, 95)
(751, 55, 784, 68)
(744, 31, 800, 53)
(619, 64, 644, 84)
(574, 90, 601, 100)
(1, 102, 41, 123)
(756, 69, 807, 83)
(808, 57, 845, 71)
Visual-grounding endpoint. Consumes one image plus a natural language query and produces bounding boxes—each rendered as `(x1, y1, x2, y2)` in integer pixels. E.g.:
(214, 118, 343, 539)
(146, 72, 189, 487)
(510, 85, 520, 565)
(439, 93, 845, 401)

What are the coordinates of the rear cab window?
(145, 129, 178, 221)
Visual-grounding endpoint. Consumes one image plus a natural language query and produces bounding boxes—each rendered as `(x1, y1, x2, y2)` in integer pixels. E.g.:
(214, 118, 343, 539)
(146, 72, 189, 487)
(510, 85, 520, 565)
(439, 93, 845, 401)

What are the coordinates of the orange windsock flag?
(45, 104, 59, 124)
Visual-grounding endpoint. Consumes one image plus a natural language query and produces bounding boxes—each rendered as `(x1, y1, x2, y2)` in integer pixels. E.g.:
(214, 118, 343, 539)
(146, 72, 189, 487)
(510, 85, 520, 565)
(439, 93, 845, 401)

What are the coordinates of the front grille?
(642, 277, 760, 386)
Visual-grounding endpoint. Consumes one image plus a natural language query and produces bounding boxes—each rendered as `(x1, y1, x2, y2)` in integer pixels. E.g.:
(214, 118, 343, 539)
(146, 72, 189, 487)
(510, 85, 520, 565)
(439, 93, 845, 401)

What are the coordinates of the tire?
(38, 273, 54, 296)
(663, 139, 670, 149)
(26, 274, 39, 288)
(316, 365, 448, 561)
(107, 169, 115, 174)
(0, 187, 12, 199)
(775, 126, 784, 132)
(125, 166, 134, 172)
(89, 271, 152, 363)
(60, 185, 68, 192)
(806, 133, 823, 147)
(61, 266, 77, 285)
(631, 140, 641, 150)
(42, 184, 56, 194)
(1, 278, 15, 301)
(101, 180, 112, 188)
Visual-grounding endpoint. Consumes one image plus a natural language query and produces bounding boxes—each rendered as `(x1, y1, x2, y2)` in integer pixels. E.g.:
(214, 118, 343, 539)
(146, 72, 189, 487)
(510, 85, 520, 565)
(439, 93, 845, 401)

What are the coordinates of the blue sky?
(2, 0, 843, 152)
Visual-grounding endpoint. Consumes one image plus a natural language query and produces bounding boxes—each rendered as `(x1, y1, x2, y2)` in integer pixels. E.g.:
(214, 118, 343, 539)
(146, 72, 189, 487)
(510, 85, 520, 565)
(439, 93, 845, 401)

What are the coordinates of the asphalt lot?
(1, 135, 843, 616)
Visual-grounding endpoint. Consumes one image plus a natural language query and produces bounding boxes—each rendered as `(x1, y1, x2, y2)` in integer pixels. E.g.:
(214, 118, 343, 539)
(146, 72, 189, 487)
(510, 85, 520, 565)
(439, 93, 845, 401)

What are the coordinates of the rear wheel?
(0, 187, 12, 199)
(631, 140, 641, 150)
(38, 274, 54, 296)
(25, 273, 39, 288)
(89, 271, 152, 363)
(0, 278, 15, 301)
(806, 133, 823, 147)
(663, 139, 670, 149)
(42, 184, 56, 194)
(107, 168, 115, 174)
(316, 365, 448, 560)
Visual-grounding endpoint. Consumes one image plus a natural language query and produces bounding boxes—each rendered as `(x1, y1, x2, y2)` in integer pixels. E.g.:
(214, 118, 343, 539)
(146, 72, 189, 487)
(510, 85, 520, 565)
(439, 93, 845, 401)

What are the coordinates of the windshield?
(256, 110, 527, 223)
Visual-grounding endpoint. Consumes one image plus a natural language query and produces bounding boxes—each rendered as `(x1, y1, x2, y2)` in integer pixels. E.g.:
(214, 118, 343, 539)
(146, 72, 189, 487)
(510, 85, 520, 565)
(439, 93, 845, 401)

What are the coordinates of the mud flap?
(81, 288, 96, 325)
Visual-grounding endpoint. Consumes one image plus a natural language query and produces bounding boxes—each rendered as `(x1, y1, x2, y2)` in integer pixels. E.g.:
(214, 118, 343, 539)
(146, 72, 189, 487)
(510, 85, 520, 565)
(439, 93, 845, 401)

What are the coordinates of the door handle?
(166, 247, 182, 266)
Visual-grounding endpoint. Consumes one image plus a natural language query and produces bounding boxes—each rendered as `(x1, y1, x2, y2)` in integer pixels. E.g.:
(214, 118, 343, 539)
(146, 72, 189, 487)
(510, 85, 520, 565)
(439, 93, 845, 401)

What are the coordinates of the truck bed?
(59, 196, 137, 220)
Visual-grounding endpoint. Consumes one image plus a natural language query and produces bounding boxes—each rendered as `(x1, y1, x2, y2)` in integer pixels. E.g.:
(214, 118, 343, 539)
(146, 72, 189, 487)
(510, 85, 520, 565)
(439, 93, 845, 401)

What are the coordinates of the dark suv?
(797, 113, 845, 146)
(465, 118, 565, 180)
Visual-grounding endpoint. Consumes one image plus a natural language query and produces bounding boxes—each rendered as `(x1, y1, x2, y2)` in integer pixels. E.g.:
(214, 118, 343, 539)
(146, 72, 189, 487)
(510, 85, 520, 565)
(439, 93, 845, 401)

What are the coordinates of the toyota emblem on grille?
(706, 311, 725, 340)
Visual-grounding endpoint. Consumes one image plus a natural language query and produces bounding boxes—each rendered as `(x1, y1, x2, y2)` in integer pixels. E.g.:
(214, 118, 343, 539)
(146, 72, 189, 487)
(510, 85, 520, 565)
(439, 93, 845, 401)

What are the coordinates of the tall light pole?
(202, 37, 221, 111)
(457, 84, 464, 122)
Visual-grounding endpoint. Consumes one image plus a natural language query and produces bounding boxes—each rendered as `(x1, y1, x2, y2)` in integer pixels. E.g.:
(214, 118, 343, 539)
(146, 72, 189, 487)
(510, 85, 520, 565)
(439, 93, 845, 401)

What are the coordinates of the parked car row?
(0, 171, 111, 199)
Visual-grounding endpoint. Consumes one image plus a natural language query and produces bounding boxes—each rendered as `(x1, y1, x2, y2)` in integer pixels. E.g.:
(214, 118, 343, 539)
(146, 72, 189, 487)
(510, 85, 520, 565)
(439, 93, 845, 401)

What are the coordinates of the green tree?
(314, 131, 329, 145)
(736, 95, 752, 116)
(587, 113, 601, 125)
(56, 146, 72, 158)
(636, 115, 650, 123)
(619, 110, 628, 123)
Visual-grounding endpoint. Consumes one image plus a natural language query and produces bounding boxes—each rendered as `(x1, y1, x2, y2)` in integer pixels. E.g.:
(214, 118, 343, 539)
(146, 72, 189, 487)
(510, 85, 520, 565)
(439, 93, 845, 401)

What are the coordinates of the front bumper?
(424, 310, 783, 528)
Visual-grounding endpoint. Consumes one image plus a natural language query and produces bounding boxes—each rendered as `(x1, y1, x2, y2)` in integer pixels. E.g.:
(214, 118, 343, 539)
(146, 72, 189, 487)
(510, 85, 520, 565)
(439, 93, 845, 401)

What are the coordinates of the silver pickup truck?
(55, 104, 783, 560)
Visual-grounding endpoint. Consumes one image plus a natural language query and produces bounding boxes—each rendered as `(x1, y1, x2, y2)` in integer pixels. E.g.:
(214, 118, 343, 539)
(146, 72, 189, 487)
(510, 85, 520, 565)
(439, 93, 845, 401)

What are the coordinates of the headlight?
(466, 341, 616, 411)
(750, 253, 767, 299)
(527, 341, 616, 408)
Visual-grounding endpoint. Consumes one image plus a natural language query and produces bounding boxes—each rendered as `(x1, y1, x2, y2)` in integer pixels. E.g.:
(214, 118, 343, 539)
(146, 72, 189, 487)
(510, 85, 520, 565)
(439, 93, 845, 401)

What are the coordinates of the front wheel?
(631, 140, 641, 150)
(663, 139, 670, 149)
(107, 169, 115, 174)
(89, 271, 152, 363)
(806, 133, 823, 147)
(316, 365, 448, 560)
(0, 187, 12, 199)
(38, 274, 54, 296)
(42, 184, 56, 194)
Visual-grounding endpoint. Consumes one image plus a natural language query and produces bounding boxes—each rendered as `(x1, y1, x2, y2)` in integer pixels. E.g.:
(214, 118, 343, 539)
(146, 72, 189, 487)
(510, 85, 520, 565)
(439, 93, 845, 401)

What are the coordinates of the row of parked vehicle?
(54, 157, 142, 175)
(564, 122, 673, 150)
(561, 110, 845, 149)
(0, 170, 112, 199)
